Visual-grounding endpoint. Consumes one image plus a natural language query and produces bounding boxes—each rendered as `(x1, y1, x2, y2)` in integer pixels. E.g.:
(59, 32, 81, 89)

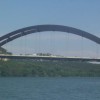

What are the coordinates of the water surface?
(0, 77, 100, 100)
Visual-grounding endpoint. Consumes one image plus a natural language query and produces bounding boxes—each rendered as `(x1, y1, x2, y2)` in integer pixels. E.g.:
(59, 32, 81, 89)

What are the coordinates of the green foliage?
(0, 60, 100, 77)
(0, 47, 12, 55)
(37, 53, 52, 56)
(0, 47, 6, 54)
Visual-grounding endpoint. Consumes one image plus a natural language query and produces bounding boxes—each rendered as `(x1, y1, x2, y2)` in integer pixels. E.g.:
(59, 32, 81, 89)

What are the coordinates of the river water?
(0, 77, 100, 100)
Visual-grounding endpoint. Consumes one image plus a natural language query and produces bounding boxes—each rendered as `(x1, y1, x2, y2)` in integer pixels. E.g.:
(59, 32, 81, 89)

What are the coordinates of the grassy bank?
(0, 60, 100, 77)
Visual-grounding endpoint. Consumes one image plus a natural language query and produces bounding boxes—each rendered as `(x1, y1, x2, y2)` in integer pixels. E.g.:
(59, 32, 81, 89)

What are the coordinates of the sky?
(0, 0, 100, 57)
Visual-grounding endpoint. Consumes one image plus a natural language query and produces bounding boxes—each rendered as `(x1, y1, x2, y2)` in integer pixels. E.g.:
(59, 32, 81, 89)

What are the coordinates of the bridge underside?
(0, 55, 100, 62)
(0, 25, 100, 46)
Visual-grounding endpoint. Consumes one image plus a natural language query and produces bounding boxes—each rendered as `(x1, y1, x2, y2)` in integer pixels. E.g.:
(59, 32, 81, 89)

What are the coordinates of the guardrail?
(0, 55, 100, 62)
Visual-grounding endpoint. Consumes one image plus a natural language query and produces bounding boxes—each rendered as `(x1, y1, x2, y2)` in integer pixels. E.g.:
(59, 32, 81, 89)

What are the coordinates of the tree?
(0, 47, 12, 55)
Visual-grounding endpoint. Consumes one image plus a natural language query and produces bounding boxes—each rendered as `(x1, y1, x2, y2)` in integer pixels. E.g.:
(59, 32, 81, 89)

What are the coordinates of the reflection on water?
(0, 77, 100, 100)
(88, 61, 100, 64)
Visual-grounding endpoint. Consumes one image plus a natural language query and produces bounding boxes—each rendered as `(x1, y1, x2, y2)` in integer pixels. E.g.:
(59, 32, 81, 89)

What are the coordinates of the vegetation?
(0, 47, 12, 55)
(36, 53, 52, 56)
(0, 60, 100, 77)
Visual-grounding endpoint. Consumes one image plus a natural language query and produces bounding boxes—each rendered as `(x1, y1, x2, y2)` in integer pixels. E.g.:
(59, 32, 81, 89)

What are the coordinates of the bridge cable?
(81, 35, 84, 58)
(96, 43, 99, 58)
(49, 32, 52, 56)
(37, 32, 40, 55)
(5, 39, 7, 55)
(51, 31, 55, 56)
(67, 32, 69, 57)
(24, 34, 26, 55)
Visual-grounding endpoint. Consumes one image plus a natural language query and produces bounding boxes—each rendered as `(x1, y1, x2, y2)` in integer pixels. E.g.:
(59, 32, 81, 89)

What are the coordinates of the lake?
(0, 77, 100, 100)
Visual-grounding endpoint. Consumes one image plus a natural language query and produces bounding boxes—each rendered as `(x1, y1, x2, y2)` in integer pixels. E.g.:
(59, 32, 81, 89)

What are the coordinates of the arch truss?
(0, 24, 100, 46)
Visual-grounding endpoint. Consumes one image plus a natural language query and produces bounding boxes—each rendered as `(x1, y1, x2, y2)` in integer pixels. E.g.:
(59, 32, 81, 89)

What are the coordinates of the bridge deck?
(0, 55, 100, 62)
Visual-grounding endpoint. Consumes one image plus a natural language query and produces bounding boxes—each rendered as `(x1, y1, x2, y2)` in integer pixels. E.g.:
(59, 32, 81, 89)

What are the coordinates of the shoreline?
(0, 60, 100, 77)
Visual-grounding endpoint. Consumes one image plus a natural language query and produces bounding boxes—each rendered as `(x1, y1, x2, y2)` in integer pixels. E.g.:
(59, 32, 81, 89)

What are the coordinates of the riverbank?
(0, 60, 100, 77)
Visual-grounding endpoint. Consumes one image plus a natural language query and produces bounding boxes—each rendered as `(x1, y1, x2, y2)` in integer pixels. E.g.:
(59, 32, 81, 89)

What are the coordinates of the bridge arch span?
(0, 24, 100, 46)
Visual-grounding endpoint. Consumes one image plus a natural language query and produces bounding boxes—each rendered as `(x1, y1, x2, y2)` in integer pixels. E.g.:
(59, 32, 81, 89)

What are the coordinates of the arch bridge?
(0, 24, 100, 61)
(0, 24, 100, 46)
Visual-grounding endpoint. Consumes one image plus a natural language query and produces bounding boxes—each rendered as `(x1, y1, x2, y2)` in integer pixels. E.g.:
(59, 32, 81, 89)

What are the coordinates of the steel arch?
(0, 24, 100, 46)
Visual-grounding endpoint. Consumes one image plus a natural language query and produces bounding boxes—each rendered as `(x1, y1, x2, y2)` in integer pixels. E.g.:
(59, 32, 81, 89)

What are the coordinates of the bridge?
(0, 24, 100, 61)
(0, 55, 100, 62)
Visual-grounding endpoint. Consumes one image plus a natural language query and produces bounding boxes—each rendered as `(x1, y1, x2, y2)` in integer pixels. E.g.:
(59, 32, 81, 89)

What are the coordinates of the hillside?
(0, 60, 100, 77)
(0, 47, 12, 55)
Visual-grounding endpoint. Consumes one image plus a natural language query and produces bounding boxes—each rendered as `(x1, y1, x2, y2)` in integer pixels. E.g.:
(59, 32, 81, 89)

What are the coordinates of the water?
(0, 77, 100, 100)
